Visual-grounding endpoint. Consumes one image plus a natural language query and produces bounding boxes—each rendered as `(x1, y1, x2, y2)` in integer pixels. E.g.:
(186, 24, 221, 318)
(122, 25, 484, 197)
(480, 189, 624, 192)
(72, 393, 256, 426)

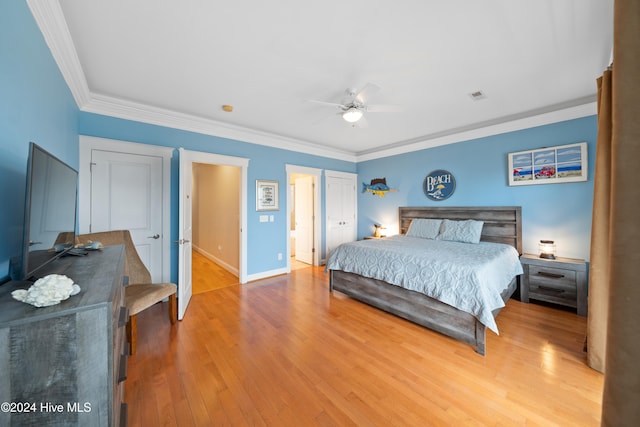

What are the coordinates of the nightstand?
(520, 254, 587, 316)
(363, 235, 384, 240)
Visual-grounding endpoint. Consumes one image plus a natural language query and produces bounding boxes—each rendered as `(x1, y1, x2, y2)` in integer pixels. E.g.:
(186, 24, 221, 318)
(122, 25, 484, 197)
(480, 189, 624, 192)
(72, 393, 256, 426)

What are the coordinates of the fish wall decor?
(362, 177, 398, 197)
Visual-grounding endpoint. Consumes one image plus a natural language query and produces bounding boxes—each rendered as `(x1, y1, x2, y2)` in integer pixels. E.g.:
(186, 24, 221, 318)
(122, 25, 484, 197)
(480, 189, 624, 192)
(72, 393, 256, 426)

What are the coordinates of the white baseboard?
(246, 267, 289, 283)
(193, 245, 239, 276)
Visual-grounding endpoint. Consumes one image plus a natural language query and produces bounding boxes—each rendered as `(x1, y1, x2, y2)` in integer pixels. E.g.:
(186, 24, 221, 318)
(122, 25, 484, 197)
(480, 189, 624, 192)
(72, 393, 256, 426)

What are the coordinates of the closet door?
(90, 149, 164, 281)
(325, 171, 357, 258)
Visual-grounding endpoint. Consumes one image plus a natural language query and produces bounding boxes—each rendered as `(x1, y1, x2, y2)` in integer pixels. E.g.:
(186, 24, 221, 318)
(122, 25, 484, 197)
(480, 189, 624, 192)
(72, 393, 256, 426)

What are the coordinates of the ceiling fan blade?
(354, 115, 368, 128)
(366, 104, 403, 113)
(354, 83, 381, 104)
(310, 111, 340, 126)
(307, 99, 345, 109)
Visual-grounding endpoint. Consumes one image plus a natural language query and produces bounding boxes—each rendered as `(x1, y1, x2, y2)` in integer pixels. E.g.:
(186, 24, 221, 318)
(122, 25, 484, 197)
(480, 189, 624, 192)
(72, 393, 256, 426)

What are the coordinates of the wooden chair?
(76, 230, 177, 355)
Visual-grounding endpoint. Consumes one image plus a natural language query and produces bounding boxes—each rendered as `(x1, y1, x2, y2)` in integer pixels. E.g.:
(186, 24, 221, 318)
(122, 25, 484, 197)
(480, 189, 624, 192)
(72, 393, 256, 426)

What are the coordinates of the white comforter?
(326, 235, 523, 334)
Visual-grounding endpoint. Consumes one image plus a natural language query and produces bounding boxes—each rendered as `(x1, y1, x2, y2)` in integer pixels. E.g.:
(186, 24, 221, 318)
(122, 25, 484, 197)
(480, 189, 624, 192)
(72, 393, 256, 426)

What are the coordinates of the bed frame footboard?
(330, 270, 518, 356)
(330, 269, 486, 354)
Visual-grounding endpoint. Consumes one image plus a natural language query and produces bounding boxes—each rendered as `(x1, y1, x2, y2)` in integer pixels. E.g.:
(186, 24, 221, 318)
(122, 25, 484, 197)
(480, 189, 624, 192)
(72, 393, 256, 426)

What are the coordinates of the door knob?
(148, 234, 160, 239)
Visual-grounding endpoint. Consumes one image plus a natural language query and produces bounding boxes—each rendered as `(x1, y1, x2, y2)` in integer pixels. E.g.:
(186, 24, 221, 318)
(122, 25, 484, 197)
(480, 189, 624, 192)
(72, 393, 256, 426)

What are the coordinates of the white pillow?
(406, 218, 442, 239)
(437, 219, 484, 244)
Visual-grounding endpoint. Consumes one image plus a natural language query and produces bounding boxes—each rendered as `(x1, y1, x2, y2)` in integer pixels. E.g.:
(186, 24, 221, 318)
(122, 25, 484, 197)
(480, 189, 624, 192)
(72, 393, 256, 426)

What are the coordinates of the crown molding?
(355, 100, 597, 162)
(27, 0, 91, 108)
(28, 2, 357, 163)
(83, 94, 357, 162)
(29, 0, 597, 165)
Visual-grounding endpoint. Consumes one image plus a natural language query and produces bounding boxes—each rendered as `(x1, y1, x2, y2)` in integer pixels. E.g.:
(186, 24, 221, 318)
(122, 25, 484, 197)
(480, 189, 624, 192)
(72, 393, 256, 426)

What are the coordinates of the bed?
(327, 206, 523, 355)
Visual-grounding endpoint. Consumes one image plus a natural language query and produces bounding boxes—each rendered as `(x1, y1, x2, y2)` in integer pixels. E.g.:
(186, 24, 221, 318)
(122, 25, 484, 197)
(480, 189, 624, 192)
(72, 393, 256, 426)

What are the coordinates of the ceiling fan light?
(342, 107, 363, 123)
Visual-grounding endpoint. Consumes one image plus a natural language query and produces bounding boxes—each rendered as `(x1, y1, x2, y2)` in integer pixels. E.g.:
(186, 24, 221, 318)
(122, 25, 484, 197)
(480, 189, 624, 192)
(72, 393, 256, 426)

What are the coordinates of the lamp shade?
(539, 240, 556, 259)
(343, 107, 363, 123)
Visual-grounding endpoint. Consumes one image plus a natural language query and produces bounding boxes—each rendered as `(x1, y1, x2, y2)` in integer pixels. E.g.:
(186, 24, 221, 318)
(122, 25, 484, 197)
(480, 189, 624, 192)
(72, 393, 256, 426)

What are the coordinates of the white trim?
(24, 1, 356, 162)
(32, 0, 597, 162)
(78, 135, 173, 282)
(84, 92, 596, 164)
(285, 165, 323, 270)
(286, 165, 323, 176)
(246, 267, 289, 283)
(355, 102, 598, 162)
(182, 149, 250, 169)
(26, 0, 91, 108)
(84, 94, 357, 163)
(181, 149, 249, 284)
(324, 170, 358, 180)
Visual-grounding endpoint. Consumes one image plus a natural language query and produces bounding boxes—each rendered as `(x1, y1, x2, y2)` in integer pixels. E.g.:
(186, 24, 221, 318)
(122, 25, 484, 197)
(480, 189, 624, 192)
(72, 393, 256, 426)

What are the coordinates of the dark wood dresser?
(0, 245, 128, 426)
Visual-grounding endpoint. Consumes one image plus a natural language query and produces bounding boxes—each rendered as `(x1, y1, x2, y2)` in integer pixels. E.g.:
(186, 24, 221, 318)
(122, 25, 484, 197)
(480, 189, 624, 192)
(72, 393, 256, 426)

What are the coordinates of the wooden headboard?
(399, 206, 522, 255)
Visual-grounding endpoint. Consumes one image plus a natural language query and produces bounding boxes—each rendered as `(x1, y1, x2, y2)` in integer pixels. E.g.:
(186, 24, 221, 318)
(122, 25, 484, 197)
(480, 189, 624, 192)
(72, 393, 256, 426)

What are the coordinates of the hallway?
(192, 250, 239, 293)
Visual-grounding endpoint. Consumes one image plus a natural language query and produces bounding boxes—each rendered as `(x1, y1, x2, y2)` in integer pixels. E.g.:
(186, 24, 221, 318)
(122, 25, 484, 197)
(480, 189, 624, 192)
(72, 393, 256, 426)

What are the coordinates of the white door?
(294, 176, 314, 264)
(178, 148, 193, 320)
(325, 171, 357, 257)
(90, 150, 164, 281)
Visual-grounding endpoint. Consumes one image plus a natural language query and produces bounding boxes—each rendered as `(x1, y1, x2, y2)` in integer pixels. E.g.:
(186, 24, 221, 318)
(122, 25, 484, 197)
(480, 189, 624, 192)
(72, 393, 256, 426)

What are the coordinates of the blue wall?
(0, 1, 597, 283)
(78, 113, 355, 279)
(0, 1, 354, 282)
(0, 0, 79, 280)
(357, 116, 597, 260)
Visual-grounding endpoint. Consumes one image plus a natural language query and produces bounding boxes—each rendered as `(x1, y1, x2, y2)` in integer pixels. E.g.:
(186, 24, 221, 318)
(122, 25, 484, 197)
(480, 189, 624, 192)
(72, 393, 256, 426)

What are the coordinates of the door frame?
(181, 149, 249, 284)
(78, 135, 172, 282)
(286, 164, 322, 270)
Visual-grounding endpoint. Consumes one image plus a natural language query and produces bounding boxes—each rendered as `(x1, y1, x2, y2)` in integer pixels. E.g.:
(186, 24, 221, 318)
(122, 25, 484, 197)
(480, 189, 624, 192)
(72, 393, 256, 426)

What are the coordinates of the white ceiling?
(30, 1, 613, 161)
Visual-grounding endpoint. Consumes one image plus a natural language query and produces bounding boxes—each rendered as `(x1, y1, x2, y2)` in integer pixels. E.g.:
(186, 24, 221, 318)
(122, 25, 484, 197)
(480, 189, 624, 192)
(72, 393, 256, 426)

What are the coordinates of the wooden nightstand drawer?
(528, 273, 578, 309)
(520, 254, 587, 316)
(528, 265, 576, 291)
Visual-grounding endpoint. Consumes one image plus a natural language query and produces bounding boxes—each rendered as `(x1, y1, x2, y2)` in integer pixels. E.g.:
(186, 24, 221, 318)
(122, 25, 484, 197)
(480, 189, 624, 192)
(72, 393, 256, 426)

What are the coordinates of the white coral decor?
(12, 274, 81, 307)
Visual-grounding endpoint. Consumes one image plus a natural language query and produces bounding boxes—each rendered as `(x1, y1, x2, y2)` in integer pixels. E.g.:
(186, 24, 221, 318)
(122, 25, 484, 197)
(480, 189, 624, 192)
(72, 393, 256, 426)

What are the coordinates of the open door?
(286, 165, 322, 269)
(294, 175, 314, 264)
(177, 148, 193, 320)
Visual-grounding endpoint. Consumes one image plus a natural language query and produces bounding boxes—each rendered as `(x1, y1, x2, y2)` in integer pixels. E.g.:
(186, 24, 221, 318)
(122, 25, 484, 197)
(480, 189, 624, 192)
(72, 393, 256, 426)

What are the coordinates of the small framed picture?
(508, 142, 588, 186)
(256, 180, 279, 211)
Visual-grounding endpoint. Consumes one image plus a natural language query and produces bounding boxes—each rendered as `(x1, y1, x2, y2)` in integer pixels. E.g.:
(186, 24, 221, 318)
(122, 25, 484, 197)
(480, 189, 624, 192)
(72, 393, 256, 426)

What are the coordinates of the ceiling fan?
(308, 83, 401, 126)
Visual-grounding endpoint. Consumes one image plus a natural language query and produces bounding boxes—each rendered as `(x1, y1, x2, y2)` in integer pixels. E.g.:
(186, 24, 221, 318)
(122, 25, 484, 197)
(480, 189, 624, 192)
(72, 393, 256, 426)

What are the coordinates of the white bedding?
(326, 235, 523, 334)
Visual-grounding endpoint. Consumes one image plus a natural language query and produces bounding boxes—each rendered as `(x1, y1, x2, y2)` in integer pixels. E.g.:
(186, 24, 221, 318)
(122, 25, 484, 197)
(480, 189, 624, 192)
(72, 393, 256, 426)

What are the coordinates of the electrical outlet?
(277, 253, 282, 260)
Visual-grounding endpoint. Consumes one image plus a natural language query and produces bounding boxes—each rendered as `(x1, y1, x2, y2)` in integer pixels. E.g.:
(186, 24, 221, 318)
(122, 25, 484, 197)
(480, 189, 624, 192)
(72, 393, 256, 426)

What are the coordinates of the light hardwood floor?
(125, 266, 603, 426)
(192, 250, 239, 294)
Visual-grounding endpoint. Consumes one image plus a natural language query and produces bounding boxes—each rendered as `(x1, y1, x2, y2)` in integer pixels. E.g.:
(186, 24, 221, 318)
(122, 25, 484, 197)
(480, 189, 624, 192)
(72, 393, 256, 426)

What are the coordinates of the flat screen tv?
(19, 142, 78, 281)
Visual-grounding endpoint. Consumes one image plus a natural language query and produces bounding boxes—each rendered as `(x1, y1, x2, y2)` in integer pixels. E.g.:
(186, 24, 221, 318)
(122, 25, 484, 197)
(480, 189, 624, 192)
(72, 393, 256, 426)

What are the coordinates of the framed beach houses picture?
(508, 142, 588, 186)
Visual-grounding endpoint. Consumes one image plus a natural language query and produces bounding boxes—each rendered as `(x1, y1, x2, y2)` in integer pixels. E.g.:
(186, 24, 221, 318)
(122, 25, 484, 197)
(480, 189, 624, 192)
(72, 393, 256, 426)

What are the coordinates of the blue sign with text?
(424, 170, 456, 201)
